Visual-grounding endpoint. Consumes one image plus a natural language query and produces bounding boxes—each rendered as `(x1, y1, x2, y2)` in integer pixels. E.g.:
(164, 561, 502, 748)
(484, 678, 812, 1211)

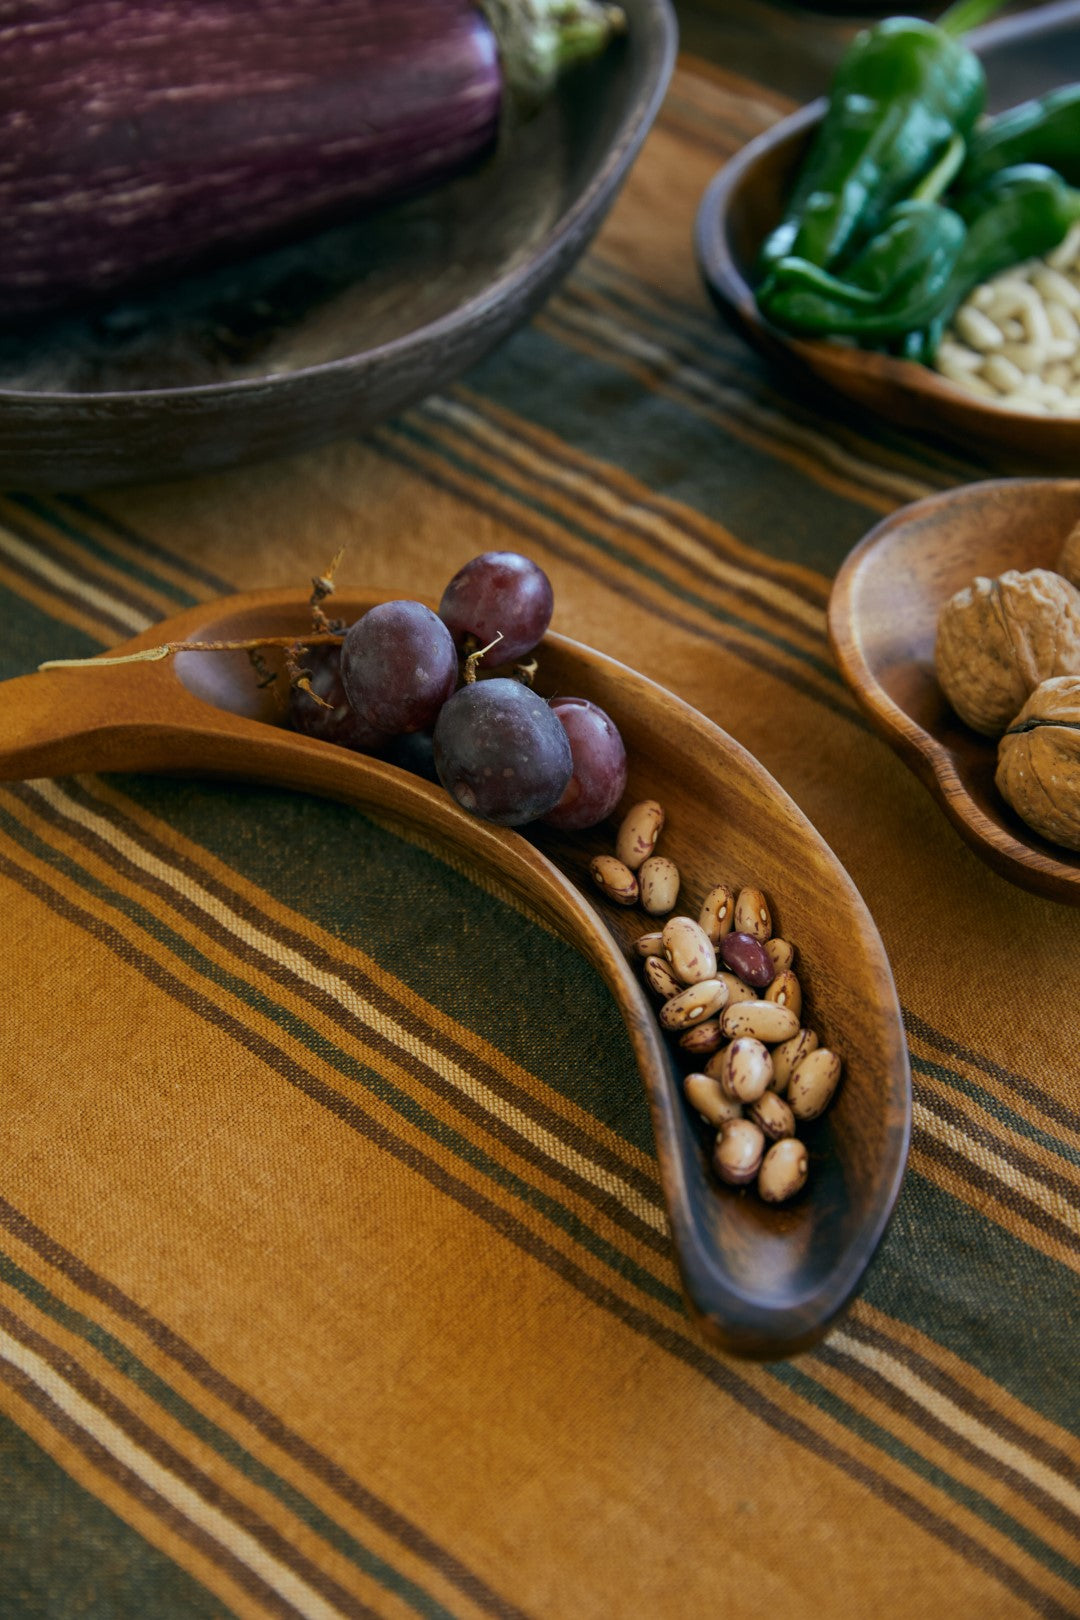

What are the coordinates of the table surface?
(2, 6, 1078, 1619)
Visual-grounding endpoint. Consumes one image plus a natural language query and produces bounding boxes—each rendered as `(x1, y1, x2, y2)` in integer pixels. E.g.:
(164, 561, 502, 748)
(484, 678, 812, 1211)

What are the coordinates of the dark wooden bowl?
(829, 477, 1080, 905)
(0, 588, 911, 1358)
(693, 1, 1080, 465)
(0, 0, 676, 492)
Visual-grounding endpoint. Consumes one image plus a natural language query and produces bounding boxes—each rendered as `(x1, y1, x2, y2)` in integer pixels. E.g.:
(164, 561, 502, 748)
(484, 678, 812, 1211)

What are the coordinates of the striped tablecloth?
(2, 12, 1077, 1619)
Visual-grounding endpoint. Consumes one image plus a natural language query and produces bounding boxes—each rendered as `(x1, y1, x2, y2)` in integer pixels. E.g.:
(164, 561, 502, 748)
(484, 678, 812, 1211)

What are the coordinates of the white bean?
(1033, 267, 1080, 309)
(1021, 298, 1053, 348)
(1044, 300, 1080, 345)
(983, 354, 1024, 393)
(935, 338, 983, 374)
(954, 306, 1004, 351)
(945, 370, 999, 401)
(1048, 222, 1080, 268)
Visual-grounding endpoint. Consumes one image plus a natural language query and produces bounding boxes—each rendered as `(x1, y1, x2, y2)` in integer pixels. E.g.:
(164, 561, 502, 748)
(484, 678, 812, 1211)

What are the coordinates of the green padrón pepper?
(758, 16, 987, 275)
(756, 199, 967, 338)
(904, 164, 1080, 361)
(962, 84, 1080, 190)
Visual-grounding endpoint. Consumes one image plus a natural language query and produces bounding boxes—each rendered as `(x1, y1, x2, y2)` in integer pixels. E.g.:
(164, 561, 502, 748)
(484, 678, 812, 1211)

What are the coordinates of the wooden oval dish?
(0, 0, 676, 493)
(0, 589, 910, 1359)
(829, 477, 1080, 905)
(693, 3, 1080, 464)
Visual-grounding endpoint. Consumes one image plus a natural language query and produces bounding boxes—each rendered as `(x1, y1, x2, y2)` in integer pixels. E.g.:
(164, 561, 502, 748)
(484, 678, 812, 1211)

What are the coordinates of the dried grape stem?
(463, 632, 505, 684)
(38, 632, 346, 672)
(309, 548, 346, 633)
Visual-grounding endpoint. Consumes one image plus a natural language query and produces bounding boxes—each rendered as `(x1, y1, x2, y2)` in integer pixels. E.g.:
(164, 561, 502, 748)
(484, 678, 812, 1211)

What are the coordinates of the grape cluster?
(288, 550, 627, 830)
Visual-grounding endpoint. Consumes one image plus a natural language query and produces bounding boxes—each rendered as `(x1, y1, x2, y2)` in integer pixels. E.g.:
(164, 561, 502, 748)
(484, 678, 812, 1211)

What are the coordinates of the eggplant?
(0, 0, 625, 319)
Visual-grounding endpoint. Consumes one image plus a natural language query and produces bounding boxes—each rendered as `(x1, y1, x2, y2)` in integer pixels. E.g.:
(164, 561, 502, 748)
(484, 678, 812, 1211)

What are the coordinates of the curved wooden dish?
(0, 0, 676, 491)
(693, 5, 1080, 465)
(0, 589, 910, 1359)
(829, 477, 1080, 905)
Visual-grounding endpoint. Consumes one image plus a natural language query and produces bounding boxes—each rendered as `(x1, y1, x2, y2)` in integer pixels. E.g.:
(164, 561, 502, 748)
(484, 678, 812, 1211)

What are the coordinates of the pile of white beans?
(934, 221, 1080, 413)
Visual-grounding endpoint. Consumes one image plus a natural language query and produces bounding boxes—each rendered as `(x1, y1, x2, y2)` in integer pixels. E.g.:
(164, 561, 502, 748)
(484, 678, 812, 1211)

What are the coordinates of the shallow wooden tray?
(829, 477, 1080, 905)
(0, 589, 911, 1358)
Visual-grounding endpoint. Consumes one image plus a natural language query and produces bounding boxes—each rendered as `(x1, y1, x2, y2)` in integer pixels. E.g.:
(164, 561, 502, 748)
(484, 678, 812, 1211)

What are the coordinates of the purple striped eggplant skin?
(0, 0, 505, 317)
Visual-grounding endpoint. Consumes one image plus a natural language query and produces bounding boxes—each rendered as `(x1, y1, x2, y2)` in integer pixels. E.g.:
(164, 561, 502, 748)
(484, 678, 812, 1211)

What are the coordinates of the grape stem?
(462, 632, 505, 684)
(38, 631, 346, 673)
(308, 548, 346, 634)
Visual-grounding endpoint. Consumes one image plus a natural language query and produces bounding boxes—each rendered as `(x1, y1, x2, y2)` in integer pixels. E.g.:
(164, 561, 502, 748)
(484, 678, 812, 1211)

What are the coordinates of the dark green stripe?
(118, 774, 657, 1154)
(913, 1055, 1080, 1171)
(857, 1170, 1080, 1432)
(0, 579, 101, 682)
(11, 494, 201, 611)
(457, 323, 882, 571)
(0, 1250, 453, 1620)
(0, 795, 680, 1314)
(0, 1406, 231, 1620)
(770, 1358, 1080, 1591)
(398, 409, 844, 685)
(61, 494, 237, 597)
(576, 255, 987, 486)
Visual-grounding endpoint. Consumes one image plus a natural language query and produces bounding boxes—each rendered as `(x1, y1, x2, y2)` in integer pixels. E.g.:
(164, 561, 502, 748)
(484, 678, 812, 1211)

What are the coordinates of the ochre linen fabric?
(1, 35, 1078, 1620)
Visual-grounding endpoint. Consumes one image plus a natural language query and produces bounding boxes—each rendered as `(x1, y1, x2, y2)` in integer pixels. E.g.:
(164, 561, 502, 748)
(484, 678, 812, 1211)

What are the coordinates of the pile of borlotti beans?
(590, 799, 842, 1204)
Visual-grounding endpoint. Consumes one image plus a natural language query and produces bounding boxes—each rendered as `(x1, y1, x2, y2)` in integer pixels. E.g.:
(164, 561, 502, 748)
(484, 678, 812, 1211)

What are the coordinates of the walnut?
(996, 676, 1080, 851)
(935, 568, 1080, 736)
(1056, 519, 1080, 589)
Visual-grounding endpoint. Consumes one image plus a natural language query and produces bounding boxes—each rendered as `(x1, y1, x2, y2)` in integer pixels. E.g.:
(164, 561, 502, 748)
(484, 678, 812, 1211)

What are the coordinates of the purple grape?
(543, 697, 627, 831)
(288, 644, 389, 753)
(438, 551, 554, 668)
(433, 678, 573, 825)
(341, 600, 457, 734)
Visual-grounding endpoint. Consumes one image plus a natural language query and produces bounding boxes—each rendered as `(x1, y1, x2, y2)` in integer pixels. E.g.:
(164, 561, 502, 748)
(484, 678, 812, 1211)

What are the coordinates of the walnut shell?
(935, 569, 1080, 736)
(1057, 520, 1080, 589)
(996, 675, 1080, 851)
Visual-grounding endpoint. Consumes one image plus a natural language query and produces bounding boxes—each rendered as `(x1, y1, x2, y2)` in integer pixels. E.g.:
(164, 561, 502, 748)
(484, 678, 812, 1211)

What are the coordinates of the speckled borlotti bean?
(616, 799, 664, 870)
(716, 971, 758, 1008)
(764, 938, 795, 974)
(684, 1073, 742, 1128)
(758, 1138, 809, 1203)
(659, 978, 729, 1030)
(718, 932, 774, 989)
(661, 916, 717, 985)
(764, 970, 802, 1020)
(639, 855, 680, 916)
(590, 855, 638, 906)
(678, 1019, 724, 1056)
(734, 887, 771, 941)
(643, 955, 682, 999)
(770, 1028, 818, 1094)
(699, 884, 735, 945)
(716, 1036, 773, 1103)
(635, 931, 665, 958)
(713, 1118, 765, 1185)
(788, 1048, 842, 1121)
(720, 1000, 800, 1046)
(748, 1090, 795, 1141)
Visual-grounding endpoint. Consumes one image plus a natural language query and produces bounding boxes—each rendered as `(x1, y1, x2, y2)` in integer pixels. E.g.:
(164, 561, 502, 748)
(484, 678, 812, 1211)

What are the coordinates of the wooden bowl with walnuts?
(828, 478, 1080, 907)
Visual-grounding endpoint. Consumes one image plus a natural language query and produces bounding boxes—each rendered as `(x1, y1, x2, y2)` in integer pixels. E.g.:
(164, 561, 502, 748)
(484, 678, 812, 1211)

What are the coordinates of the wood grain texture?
(692, 2, 1080, 467)
(828, 477, 1080, 905)
(0, 588, 910, 1359)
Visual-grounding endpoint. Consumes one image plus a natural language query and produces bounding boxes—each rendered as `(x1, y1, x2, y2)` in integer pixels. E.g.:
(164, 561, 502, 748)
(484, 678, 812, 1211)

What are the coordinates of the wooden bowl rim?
(828, 476, 1080, 904)
(0, 0, 678, 407)
(692, 87, 1080, 453)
